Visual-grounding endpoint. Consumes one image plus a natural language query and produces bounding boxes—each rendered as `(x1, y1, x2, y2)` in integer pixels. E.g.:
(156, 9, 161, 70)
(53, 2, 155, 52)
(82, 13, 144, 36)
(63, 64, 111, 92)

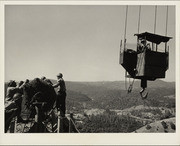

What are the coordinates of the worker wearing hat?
(53, 73, 66, 116)
(137, 39, 146, 53)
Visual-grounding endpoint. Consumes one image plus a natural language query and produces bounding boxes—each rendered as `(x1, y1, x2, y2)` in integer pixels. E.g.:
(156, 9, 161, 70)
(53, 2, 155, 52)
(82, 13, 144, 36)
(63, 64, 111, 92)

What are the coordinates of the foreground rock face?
(133, 117, 175, 133)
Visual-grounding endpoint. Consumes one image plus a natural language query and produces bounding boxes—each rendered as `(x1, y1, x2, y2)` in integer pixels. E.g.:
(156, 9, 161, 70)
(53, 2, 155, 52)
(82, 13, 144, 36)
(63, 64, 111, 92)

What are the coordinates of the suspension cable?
(165, 6, 169, 36)
(127, 5, 143, 93)
(137, 5, 141, 34)
(124, 5, 128, 90)
(154, 6, 157, 34)
(124, 5, 128, 42)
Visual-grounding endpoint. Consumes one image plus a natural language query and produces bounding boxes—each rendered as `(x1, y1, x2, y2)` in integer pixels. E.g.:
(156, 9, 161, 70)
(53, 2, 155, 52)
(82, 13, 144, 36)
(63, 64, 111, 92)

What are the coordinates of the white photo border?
(0, 1, 179, 145)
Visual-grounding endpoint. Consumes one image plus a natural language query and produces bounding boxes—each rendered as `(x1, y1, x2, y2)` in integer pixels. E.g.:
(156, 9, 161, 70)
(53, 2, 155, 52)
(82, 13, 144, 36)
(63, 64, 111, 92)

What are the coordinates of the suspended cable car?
(119, 6, 172, 99)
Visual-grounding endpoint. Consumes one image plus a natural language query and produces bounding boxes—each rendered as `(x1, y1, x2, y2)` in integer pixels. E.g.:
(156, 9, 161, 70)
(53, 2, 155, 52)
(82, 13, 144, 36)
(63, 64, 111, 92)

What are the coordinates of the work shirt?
(6, 87, 19, 99)
(53, 78, 66, 93)
(44, 79, 53, 85)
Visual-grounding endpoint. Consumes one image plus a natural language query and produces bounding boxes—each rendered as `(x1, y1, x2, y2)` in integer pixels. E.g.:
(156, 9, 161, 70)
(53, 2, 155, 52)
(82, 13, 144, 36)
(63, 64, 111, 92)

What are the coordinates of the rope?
(127, 50, 145, 93)
(123, 51, 145, 112)
(53, 113, 80, 133)
(119, 40, 122, 62)
(125, 5, 144, 94)
(154, 6, 157, 34)
(69, 118, 80, 133)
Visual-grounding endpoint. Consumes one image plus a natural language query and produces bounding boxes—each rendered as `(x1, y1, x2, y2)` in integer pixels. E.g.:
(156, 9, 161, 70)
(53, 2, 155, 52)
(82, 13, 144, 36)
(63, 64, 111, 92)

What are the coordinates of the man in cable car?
(137, 39, 151, 53)
(137, 39, 146, 53)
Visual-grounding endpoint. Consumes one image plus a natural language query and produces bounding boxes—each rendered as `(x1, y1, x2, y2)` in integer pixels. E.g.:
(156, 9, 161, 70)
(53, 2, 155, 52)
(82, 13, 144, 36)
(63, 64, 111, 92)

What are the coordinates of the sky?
(5, 5, 175, 82)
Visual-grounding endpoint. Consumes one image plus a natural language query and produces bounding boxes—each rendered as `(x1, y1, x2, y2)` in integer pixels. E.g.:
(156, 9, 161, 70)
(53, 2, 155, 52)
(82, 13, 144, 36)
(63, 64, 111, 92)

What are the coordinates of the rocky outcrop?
(133, 117, 175, 133)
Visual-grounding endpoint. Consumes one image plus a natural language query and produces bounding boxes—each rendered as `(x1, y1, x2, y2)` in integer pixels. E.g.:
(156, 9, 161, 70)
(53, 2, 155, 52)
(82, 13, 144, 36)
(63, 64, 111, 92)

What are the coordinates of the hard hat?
(13, 93, 22, 101)
(8, 80, 17, 87)
(41, 76, 46, 80)
(18, 81, 24, 87)
(57, 73, 63, 78)
(25, 79, 29, 83)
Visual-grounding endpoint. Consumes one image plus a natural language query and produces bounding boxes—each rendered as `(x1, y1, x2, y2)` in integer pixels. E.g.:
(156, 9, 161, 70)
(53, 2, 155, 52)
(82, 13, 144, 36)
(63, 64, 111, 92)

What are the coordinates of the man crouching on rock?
(53, 73, 66, 116)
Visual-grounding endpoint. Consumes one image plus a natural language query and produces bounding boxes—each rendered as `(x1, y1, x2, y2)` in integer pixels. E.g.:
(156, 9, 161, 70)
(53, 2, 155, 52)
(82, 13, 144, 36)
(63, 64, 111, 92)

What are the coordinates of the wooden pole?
(14, 116, 17, 133)
(69, 113, 73, 133)
(57, 110, 60, 133)
(35, 105, 43, 132)
(69, 118, 71, 133)
(33, 102, 47, 132)
(34, 106, 39, 123)
(57, 110, 63, 133)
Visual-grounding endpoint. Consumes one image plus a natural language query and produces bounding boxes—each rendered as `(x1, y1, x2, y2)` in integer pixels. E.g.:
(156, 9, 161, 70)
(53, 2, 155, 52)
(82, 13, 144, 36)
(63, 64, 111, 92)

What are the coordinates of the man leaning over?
(53, 73, 66, 116)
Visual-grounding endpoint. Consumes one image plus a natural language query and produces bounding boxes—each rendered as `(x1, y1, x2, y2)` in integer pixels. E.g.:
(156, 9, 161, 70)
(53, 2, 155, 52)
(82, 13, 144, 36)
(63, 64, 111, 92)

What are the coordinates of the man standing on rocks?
(53, 73, 66, 116)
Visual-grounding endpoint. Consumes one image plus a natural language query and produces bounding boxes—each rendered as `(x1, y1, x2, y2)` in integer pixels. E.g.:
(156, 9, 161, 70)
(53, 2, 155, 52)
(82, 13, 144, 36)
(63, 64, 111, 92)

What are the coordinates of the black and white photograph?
(0, 1, 179, 145)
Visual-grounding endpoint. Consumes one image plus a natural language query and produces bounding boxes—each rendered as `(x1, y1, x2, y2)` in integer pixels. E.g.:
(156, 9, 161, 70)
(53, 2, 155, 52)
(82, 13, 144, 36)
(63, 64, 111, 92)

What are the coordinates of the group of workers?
(5, 73, 67, 117)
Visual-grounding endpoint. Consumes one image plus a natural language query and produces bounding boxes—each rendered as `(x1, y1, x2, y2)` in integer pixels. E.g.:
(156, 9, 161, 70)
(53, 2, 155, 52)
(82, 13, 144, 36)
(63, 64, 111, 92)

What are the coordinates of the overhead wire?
(124, 5, 128, 43)
(137, 5, 141, 34)
(124, 5, 128, 90)
(154, 6, 157, 34)
(165, 6, 169, 36)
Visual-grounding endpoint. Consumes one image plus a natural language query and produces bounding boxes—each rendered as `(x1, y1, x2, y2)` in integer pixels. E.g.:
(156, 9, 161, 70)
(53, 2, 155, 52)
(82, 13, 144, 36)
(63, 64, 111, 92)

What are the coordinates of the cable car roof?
(134, 32, 172, 44)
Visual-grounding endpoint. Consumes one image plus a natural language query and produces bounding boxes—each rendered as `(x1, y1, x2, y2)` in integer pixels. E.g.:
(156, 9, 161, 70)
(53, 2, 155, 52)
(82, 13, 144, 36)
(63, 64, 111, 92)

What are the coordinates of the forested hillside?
(5, 79, 175, 133)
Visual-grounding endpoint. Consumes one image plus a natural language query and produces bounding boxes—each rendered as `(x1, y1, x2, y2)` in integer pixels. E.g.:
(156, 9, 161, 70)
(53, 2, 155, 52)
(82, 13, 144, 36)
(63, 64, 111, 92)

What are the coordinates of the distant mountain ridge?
(5, 79, 175, 100)
(5, 79, 175, 111)
(56, 79, 175, 111)
(50, 79, 175, 91)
